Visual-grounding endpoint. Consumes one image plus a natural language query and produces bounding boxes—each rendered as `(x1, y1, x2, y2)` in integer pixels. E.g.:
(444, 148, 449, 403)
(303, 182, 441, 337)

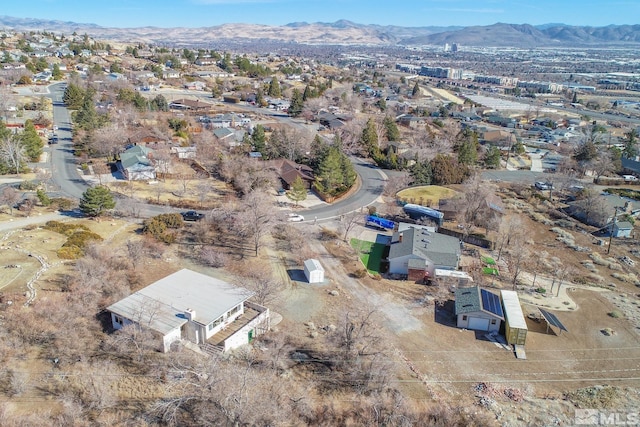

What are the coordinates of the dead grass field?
(396, 185, 458, 205)
(107, 175, 233, 209)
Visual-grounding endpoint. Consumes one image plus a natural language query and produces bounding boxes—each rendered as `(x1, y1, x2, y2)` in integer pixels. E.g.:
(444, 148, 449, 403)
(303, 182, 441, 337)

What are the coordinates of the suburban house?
(621, 158, 640, 177)
(387, 226, 461, 280)
(268, 158, 315, 190)
(107, 269, 270, 353)
(609, 221, 633, 238)
(565, 194, 639, 227)
(454, 286, 503, 332)
(169, 98, 212, 112)
(118, 145, 156, 180)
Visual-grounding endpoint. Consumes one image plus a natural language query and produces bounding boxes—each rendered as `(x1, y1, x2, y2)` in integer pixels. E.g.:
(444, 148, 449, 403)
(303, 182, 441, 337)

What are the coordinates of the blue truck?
(366, 215, 395, 230)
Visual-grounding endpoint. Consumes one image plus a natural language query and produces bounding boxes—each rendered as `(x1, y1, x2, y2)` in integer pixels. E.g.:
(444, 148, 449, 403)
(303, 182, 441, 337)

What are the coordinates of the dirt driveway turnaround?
(276, 231, 640, 395)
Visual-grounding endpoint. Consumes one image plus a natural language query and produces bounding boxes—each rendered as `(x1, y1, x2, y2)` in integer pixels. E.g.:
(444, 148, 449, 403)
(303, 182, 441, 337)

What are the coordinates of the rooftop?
(107, 269, 254, 334)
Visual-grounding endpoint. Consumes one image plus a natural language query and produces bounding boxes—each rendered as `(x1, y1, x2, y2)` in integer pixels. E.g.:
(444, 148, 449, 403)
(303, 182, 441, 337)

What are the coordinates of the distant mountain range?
(1, 15, 639, 47)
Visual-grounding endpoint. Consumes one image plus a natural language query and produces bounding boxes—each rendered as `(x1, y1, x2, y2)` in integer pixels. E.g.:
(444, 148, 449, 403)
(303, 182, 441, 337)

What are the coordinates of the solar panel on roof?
(481, 289, 503, 317)
(539, 308, 568, 332)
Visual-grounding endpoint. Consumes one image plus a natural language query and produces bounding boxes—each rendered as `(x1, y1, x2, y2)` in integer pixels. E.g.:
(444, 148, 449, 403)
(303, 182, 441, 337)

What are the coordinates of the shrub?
(318, 228, 339, 241)
(50, 198, 75, 211)
(608, 310, 623, 318)
(142, 214, 183, 243)
(352, 269, 368, 278)
(36, 189, 51, 207)
(19, 180, 39, 191)
(63, 230, 103, 249)
(57, 246, 84, 259)
(155, 213, 184, 229)
(535, 287, 547, 294)
(44, 221, 90, 236)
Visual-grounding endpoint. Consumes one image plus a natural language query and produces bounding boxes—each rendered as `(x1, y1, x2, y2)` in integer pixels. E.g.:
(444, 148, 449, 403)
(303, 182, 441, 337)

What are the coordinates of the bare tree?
(232, 260, 283, 306)
(0, 187, 20, 215)
(505, 232, 529, 288)
(153, 150, 173, 181)
(199, 246, 229, 268)
(237, 189, 279, 256)
(0, 135, 27, 175)
(455, 175, 500, 238)
(126, 239, 146, 269)
(151, 181, 164, 204)
(339, 209, 362, 242)
(383, 174, 411, 198)
(90, 123, 128, 161)
(496, 216, 523, 261)
(328, 308, 392, 394)
(589, 149, 617, 180)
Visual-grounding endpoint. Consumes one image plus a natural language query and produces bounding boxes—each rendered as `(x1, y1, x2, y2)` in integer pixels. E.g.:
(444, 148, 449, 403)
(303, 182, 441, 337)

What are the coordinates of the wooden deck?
(206, 306, 263, 347)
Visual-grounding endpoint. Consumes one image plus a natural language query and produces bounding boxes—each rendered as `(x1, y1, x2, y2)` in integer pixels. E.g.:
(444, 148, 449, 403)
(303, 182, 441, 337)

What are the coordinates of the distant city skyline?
(2, 0, 637, 29)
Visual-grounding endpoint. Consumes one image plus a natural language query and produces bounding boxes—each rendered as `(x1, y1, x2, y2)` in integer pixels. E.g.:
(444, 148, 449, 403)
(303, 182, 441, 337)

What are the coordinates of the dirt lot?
(270, 190, 640, 425)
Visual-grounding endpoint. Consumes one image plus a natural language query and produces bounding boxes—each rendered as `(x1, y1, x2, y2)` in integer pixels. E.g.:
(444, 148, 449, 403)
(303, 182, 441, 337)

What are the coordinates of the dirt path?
(0, 211, 67, 232)
(306, 238, 422, 333)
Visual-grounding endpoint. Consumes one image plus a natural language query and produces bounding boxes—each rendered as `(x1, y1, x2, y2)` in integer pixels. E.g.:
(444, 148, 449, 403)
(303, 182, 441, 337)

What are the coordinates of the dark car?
(181, 211, 205, 221)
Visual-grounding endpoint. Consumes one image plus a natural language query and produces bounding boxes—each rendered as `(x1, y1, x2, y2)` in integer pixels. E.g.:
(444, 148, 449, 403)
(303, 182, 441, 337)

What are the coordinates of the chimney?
(399, 234, 403, 243)
(184, 308, 196, 321)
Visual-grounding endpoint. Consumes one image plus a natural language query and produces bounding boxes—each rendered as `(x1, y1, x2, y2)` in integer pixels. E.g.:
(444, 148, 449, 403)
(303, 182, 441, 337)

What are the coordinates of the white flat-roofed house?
(107, 269, 270, 353)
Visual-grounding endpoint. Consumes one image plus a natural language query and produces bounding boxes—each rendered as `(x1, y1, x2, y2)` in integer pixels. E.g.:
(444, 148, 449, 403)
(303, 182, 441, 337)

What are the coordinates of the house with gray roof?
(118, 145, 156, 180)
(107, 269, 270, 353)
(387, 226, 461, 279)
(454, 286, 503, 332)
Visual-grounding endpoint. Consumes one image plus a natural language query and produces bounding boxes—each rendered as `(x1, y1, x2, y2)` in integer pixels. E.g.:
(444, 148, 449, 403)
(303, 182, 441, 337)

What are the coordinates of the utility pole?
(607, 207, 620, 255)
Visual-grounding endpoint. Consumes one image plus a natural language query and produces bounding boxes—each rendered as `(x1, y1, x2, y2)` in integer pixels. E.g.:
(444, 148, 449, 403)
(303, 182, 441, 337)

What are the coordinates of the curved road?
(43, 83, 387, 220)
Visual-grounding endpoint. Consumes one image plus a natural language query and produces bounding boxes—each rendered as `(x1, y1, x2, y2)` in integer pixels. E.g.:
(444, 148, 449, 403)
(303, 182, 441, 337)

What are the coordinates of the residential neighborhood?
(1, 10, 640, 427)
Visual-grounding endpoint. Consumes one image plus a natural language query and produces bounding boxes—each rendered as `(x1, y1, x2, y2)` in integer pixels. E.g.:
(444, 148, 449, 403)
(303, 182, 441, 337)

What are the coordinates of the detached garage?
(303, 259, 325, 284)
(455, 286, 504, 332)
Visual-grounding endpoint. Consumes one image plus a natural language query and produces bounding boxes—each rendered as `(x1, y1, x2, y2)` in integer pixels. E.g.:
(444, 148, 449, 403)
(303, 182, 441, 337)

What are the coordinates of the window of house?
(491, 319, 497, 325)
(114, 315, 123, 325)
(229, 304, 241, 317)
(208, 316, 223, 331)
(462, 315, 467, 321)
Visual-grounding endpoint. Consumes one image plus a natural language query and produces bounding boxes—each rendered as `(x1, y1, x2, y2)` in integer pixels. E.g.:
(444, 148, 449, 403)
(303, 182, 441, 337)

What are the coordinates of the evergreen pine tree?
(251, 124, 267, 155)
(20, 120, 43, 161)
(412, 82, 420, 96)
(268, 76, 281, 98)
(63, 83, 85, 109)
(79, 186, 116, 217)
(288, 88, 304, 117)
(287, 176, 308, 206)
(383, 116, 400, 141)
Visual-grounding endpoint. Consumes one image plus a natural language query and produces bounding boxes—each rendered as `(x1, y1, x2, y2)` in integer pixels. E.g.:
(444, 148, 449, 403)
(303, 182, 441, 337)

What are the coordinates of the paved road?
(47, 82, 89, 199)
(301, 157, 387, 221)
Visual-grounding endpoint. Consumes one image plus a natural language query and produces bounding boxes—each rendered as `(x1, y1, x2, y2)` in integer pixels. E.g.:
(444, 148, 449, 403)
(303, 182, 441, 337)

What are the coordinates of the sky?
(2, 0, 638, 28)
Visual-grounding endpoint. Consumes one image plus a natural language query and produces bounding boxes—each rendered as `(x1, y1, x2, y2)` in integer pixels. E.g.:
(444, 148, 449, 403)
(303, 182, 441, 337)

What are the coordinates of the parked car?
(181, 211, 205, 221)
(287, 213, 305, 222)
(534, 181, 553, 191)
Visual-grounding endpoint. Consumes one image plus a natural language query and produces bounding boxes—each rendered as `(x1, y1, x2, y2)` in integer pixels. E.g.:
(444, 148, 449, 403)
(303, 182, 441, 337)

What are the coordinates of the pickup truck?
(181, 211, 205, 221)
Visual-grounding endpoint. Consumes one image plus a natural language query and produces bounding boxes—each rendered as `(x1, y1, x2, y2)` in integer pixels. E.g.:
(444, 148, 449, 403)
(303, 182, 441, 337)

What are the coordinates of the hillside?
(1, 15, 639, 47)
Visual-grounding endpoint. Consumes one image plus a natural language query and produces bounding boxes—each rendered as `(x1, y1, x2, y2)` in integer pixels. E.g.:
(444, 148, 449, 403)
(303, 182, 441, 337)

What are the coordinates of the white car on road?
(287, 213, 305, 222)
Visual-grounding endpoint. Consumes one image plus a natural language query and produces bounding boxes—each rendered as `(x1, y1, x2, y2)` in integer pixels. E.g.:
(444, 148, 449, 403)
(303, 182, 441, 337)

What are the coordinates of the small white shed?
(303, 259, 325, 284)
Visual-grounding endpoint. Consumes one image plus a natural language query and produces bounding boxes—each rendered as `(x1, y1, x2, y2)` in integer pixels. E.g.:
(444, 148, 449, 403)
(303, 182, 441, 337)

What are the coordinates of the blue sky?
(3, 0, 637, 28)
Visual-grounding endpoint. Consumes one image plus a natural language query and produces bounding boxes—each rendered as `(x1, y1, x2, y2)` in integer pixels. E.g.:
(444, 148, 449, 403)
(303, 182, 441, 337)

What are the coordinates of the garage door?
(468, 317, 490, 331)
